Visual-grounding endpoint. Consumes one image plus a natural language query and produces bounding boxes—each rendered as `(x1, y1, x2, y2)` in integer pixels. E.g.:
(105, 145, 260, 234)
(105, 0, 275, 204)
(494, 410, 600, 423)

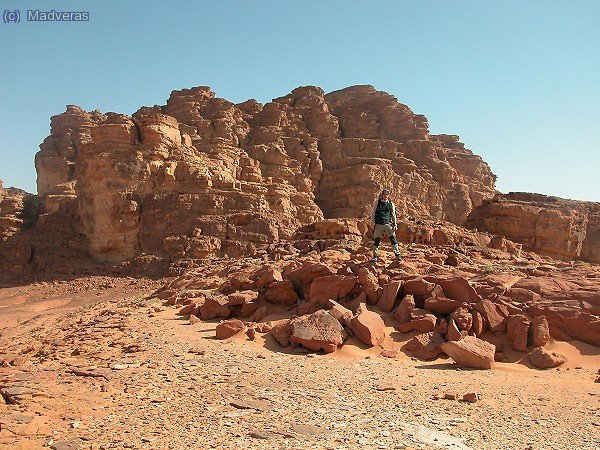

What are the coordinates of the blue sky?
(1, 0, 599, 201)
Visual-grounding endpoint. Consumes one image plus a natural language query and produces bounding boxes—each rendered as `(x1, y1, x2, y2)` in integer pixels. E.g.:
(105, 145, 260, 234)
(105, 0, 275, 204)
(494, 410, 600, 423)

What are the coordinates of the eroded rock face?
(0, 180, 39, 274)
(467, 192, 600, 263)
(31, 84, 497, 265)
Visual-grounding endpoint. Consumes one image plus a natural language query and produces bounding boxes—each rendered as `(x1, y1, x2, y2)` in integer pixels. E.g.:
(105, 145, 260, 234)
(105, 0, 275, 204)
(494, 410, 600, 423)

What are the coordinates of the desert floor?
(1, 276, 598, 450)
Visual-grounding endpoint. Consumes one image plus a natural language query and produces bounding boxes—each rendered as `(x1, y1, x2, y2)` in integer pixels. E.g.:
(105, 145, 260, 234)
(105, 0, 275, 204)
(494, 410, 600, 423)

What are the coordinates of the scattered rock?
(215, 319, 246, 339)
(349, 303, 386, 347)
(270, 320, 293, 348)
(327, 299, 353, 326)
(393, 294, 416, 324)
(529, 316, 550, 347)
(528, 347, 567, 368)
(462, 392, 480, 403)
(265, 280, 298, 305)
(441, 336, 495, 369)
(289, 310, 347, 353)
(506, 314, 531, 352)
(377, 280, 403, 312)
(424, 296, 464, 315)
(403, 331, 446, 360)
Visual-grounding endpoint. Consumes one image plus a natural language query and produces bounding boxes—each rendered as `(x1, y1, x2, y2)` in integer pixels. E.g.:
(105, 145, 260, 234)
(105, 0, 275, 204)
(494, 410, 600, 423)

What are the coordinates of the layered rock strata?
(31, 85, 497, 266)
(467, 192, 600, 263)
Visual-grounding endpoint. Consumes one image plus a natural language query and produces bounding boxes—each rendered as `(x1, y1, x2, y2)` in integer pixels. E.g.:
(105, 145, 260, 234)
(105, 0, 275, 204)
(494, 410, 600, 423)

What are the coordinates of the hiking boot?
(371, 257, 378, 264)
(395, 253, 403, 261)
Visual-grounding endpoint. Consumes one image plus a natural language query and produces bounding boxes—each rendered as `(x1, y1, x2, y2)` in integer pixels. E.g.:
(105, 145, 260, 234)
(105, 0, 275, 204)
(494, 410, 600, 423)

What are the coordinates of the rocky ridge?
(467, 192, 600, 263)
(3, 85, 497, 276)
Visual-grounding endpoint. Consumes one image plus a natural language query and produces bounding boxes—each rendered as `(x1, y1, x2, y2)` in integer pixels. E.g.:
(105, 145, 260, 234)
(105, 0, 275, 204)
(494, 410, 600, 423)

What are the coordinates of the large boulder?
(424, 296, 464, 315)
(473, 299, 506, 332)
(403, 278, 436, 297)
(403, 332, 446, 360)
(308, 274, 357, 305)
(265, 280, 298, 305)
(327, 300, 353, 327)
(396, 312, 437, 333)
(256, 266, 283, 288)
(440, 277, 482, 303)
(440, 336, 495, 369)
(270, 320, 293, 347)
(358, 267, 380, 304)
(506, 314, 531, 352)
(288, 263, 334, 298)
(450, 308, 473, 331)
(349, 303, 386, 347)
(216, 319, 246, 339)
(199, 295, 231, 320)
(528, 347, 566, 368)
(377, 281, 403, 312)
(393, 295, 415, 324)
(227, 290, 258, 306)
(289, 310, 347, 353)
(529, 316, 551, 347)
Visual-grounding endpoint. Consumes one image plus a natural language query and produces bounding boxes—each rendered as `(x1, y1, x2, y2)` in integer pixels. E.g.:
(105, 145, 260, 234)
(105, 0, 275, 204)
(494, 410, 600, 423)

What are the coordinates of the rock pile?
(155, 238, 598, 367)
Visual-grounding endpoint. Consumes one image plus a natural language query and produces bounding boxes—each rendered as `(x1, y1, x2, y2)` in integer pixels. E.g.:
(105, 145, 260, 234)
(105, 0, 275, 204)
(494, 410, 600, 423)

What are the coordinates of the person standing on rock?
(371, 188, 402, 263)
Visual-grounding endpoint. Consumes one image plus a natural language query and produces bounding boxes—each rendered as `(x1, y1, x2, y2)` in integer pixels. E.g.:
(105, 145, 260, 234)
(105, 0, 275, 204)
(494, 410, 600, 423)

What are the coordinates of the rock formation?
(467, 192, 600, 263)
(27, 85, 496, 269)
(0, 180, 39, 274)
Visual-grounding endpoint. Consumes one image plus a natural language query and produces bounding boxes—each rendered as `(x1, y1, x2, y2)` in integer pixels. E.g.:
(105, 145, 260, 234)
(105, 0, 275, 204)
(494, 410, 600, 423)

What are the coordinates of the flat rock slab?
(441, 336, 495, 369)
(230, 399, 273, 411)
(50, 439, 84, 450)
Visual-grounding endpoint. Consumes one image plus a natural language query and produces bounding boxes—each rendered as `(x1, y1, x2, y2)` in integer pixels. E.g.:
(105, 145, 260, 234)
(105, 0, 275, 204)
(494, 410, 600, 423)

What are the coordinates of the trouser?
(373, 223, 401, 258)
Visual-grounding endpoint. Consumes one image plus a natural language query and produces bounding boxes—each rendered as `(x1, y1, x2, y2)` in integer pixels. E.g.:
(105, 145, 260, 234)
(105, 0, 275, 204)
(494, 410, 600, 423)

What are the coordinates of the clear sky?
(1, 0, 599, 201)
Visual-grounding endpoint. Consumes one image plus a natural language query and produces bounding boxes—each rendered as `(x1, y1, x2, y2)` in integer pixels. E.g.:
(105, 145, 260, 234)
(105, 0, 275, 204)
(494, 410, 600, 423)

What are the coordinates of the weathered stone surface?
(467, 192, 600, 263)
(529, 316, 551, 347)
(358, 267, 380, 304)
(440, 277, 482, 303)
(288, 263, 334, 299)
(393, 295, 415, 324)
(403, 331, 446, 360)
(441, 336, 495, 369)
(215, 319, 246, 339)
(377, 281, 403, 312)
(308, 274, 357, 305)
(474, 299, 506, 332)
(349, 303, 386, 347)
(471, 310, 486, 337)
(227, 290, 258, 306)
(269, 320, 293, 347)
(265, 280, 298, 305)
(506, 314, 531, 352)
(528, 347, 566, 368)
(403, 278, 436, 297)
(396, 314, 437, 333)
(446, 319, 465, 341)
(450, 308, 473, 331)
(424, 296, 463, 315)
(199, 295, 230, 320)
(289, 310, 346, 353)
(256, 266, 283, 288)
(327, 300, 353, 327)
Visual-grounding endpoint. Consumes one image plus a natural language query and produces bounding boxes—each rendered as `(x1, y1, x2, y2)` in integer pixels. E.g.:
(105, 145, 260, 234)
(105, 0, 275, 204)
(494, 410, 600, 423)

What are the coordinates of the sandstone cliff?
(29, 85, 496, 267)
(466, 192, 600, 263)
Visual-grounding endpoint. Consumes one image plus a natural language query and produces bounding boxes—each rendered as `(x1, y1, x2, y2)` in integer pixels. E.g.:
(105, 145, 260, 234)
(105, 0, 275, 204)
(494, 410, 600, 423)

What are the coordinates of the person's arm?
(391, 201, 397, 229)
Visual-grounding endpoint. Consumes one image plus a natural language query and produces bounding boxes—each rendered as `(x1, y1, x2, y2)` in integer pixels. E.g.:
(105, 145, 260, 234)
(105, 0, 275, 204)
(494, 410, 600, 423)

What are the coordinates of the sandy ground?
(0, 277, 599, 450)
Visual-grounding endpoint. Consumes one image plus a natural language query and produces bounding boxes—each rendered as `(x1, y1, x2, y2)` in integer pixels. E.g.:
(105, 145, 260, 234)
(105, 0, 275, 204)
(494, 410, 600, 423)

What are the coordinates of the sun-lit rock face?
(466, 192, 600, 263)
(29, 84, 497, 264)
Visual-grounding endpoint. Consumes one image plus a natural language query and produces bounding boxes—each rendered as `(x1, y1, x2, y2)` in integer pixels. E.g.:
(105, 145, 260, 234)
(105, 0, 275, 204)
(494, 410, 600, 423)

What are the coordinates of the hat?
(381, 188, 390, 194)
